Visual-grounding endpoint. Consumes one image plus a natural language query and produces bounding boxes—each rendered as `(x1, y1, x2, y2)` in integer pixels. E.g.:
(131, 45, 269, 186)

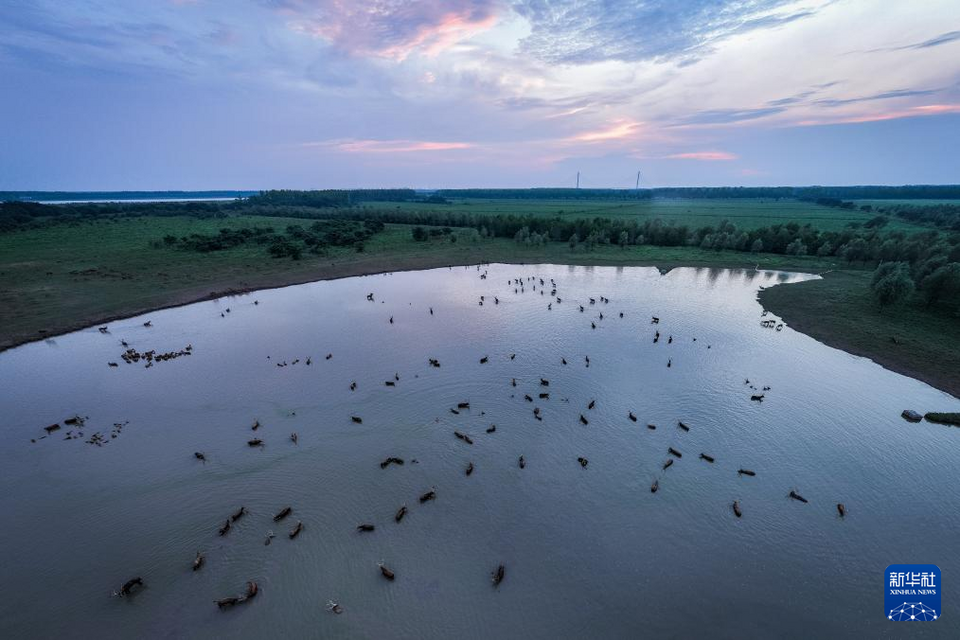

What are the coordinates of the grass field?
(759, 272, 960, 397)
(383, 197, 929, 231)
(1, 210, 957, 397)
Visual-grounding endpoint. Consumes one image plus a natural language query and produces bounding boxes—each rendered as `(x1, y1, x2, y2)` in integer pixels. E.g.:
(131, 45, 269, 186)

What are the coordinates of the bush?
(268, 236, 302, 260)
(870, 262, 914, 308)
(176, 226, 275, 252)
(919, 262, 960, 307)
(785, 239, 807, 256)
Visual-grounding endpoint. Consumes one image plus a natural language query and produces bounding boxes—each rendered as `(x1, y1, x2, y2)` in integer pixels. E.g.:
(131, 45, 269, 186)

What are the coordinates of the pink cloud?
(796, 104, 960, 126)
(913, 104, 960, 114)
(378, 12, 498, 60)
(277, 1, 500, 60)
(666, 151, 738, 161)
(568, 120, 642, 143)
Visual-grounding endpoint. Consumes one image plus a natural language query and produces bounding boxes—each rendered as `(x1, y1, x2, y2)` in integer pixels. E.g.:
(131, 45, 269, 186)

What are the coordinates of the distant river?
(0, 264, 957, 639)
(40, 197, 242, 204)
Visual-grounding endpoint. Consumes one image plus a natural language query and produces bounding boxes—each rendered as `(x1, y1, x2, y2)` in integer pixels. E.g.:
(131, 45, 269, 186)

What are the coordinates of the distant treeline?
(435, 186, 960, 200)
(3, 191, 959, 239)
(0, 198, 387, 232)
(433, 188, 653, 200)
(0, 200, 229, 232)
(241, 185, 960, 205)
(877, 203, 960, 231)
(814, 199, 960, 231)
(244, 189, 419, 207)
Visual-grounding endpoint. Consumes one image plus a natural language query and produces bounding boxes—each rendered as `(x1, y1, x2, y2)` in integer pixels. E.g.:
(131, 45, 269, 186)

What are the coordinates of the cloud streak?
(866, 30, 960, 53)
(674, 107, 787, 126)
(512, 0, 826, 64)
(814, 88, 940, 108)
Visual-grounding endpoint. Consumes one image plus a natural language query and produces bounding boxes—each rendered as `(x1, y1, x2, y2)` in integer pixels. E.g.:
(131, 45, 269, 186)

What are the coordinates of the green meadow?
(384, 197, 929, 231)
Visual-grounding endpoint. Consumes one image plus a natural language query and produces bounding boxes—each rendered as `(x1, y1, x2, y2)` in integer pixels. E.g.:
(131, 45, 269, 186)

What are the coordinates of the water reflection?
(0, 264, 957, 639)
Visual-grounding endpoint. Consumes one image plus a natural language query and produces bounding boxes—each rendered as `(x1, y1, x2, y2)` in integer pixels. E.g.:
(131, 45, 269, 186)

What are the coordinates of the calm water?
(0, 264, 957, 639)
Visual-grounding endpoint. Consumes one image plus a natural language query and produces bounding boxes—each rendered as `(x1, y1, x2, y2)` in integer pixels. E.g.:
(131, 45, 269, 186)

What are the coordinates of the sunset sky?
(1, 0, 958, 189)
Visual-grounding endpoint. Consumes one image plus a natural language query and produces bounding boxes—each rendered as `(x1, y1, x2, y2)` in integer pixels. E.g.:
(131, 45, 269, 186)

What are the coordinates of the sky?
(1, 0, 958, 189)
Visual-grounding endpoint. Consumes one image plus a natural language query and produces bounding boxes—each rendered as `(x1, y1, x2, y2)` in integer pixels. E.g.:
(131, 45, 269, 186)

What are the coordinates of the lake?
(0, 264, 957, 639)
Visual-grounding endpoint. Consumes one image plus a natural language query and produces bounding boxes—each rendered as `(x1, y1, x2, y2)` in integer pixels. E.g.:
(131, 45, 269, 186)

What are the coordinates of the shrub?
(870, 262, 914, 308)
(919, 263, 960, 307)
(785, 239, 807, 256)
(268, 237, 302, 260)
